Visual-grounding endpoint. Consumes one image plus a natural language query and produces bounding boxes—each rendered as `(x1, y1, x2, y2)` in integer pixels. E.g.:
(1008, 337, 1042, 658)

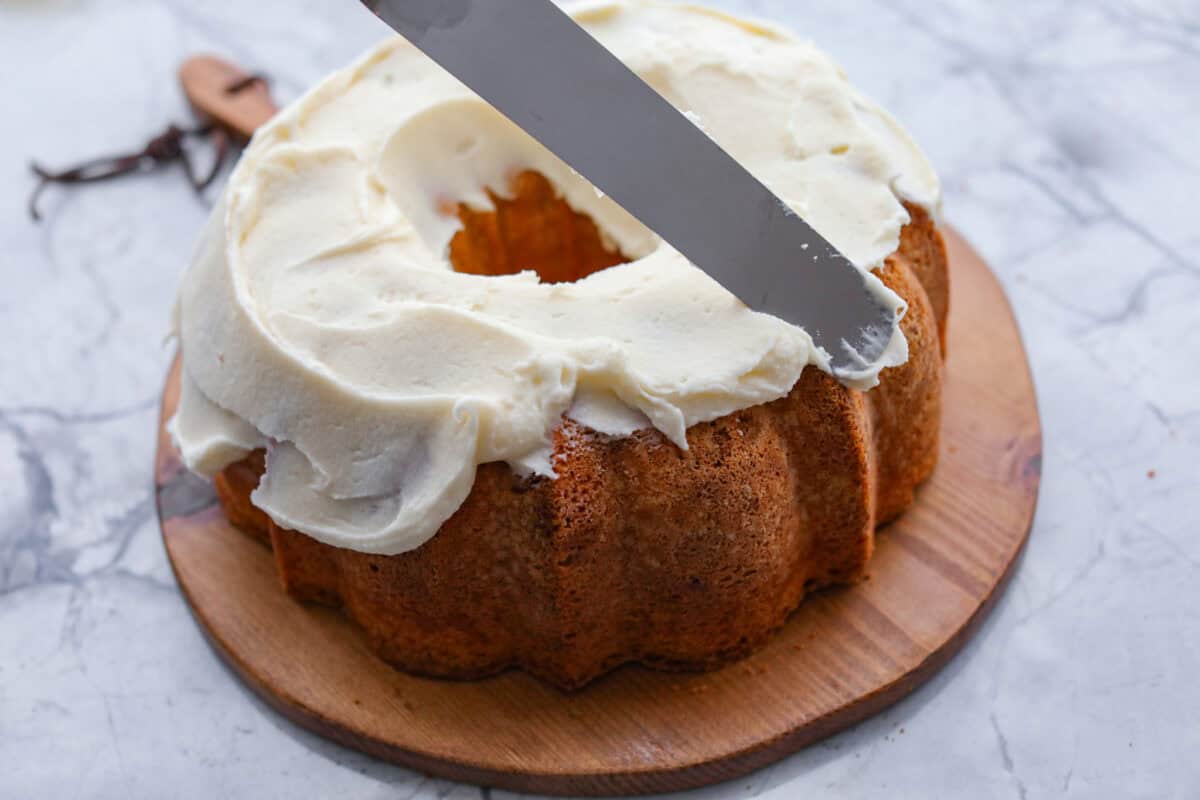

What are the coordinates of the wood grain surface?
(156, 228, 1041, 796)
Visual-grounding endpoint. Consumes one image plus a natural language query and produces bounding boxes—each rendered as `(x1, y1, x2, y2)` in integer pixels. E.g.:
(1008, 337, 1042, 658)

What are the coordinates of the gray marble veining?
(2, 1, 1197, 798)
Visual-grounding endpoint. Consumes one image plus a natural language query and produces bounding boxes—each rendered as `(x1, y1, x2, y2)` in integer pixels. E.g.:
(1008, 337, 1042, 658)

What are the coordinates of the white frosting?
(170, 0, 940, 555)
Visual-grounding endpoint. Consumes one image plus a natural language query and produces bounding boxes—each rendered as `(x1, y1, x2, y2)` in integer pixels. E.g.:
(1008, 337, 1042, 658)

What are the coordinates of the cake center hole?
(448, 171, 630, 284)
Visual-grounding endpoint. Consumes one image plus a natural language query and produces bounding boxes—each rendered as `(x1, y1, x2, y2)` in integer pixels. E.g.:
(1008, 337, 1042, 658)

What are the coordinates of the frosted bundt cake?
(169, 0, 947, 690)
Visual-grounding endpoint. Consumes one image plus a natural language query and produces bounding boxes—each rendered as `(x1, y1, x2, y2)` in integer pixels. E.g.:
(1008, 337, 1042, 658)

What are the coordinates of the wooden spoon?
(179, 55, 278, 142)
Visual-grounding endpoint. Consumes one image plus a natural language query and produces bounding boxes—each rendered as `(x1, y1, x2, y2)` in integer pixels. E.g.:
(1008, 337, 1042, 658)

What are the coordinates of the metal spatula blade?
(360, 0, 901, 378)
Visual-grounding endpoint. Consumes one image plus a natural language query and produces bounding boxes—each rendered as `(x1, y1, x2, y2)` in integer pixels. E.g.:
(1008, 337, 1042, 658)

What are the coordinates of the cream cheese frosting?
(169, 0, 941, 555)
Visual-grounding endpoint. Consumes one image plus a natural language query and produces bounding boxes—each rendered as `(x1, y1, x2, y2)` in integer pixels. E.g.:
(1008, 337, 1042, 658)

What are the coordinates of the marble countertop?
(2, 1, 1197, 797)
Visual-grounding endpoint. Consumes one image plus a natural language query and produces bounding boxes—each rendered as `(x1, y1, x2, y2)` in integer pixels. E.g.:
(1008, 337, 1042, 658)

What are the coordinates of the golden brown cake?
(210, 174, 947, 689)
(171, 3, 948, 690)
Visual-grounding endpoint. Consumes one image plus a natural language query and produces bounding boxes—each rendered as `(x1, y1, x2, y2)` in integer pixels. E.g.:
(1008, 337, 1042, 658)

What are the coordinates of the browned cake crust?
(211, 174, 948, 690)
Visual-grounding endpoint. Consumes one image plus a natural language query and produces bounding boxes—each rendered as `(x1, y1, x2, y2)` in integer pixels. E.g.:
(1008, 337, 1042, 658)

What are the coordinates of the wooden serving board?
(156, 229, 1041, 796)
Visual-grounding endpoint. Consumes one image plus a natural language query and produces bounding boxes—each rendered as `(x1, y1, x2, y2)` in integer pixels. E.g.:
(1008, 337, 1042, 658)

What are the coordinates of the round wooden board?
(155, 228, 1041, 796)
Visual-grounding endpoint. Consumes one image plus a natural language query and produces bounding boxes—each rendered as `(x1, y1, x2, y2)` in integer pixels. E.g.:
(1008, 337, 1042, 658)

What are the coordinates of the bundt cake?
(169, 1, 947, 690)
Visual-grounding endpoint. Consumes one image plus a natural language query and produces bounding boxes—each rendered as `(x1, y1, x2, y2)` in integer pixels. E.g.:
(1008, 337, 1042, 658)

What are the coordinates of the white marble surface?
(2, 1, 1197, 797)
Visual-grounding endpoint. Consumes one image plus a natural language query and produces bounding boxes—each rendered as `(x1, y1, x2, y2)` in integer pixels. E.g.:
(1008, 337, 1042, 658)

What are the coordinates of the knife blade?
(359, 0, 902, 379)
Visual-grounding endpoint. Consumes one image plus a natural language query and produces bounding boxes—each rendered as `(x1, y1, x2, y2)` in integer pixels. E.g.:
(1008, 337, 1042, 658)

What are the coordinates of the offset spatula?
(359, 0, 901, 378)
